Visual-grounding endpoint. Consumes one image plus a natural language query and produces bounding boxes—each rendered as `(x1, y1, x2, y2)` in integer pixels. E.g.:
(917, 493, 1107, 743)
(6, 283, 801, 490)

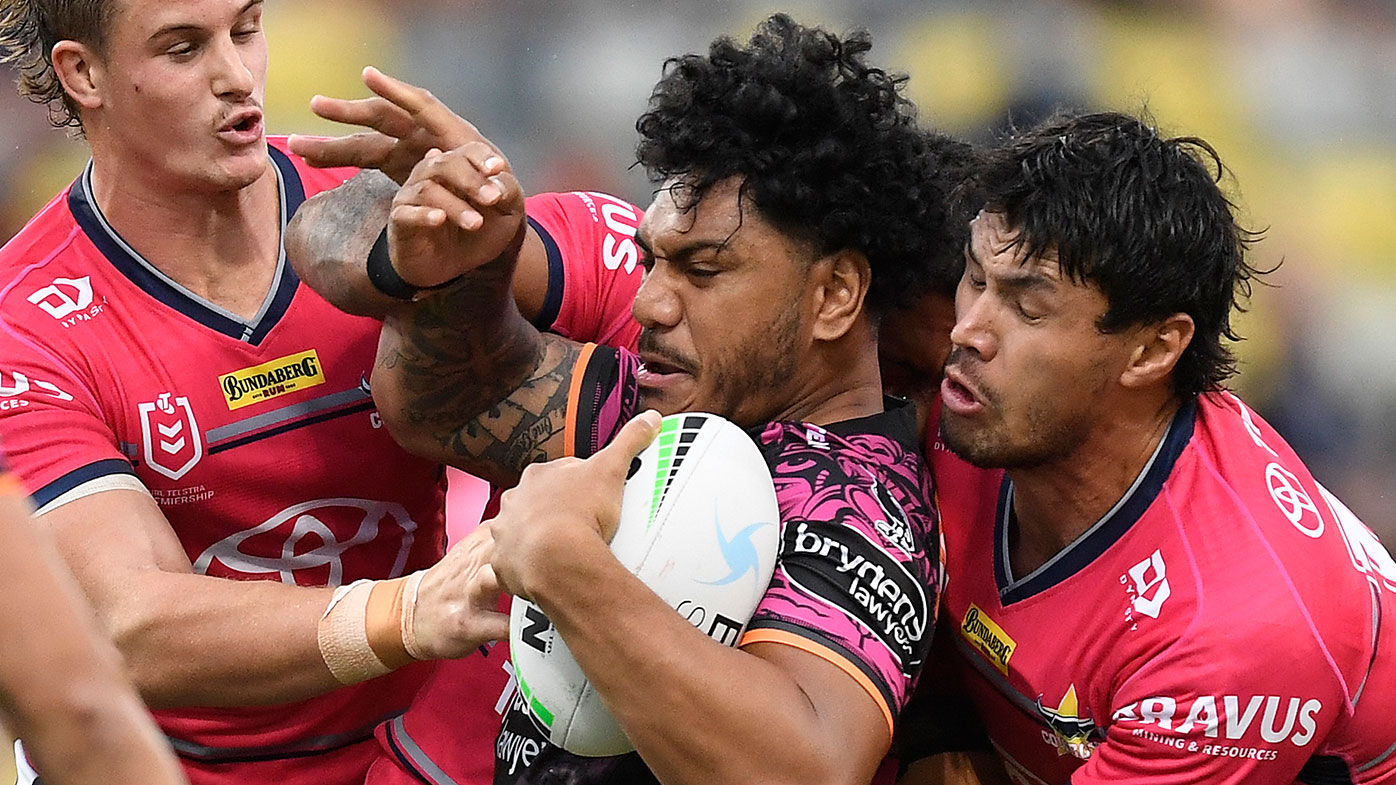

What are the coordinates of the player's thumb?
(596, 410, 662, 477)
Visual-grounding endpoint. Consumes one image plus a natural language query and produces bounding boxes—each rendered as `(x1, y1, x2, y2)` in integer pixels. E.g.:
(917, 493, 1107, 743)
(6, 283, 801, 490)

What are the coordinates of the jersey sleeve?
(522, 192, 643, 350)
(0, 325, 140, 511)
(562, 344, 641, 459)
(1073, 632, 1345, 784)
(741, 425, 940, 739)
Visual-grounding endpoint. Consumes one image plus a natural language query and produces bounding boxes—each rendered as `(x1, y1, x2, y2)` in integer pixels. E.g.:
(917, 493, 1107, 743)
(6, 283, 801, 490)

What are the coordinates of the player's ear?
(51, 40, 106, 113)
(810, 249, 871, 342)
(1120, 313, 1194, 390)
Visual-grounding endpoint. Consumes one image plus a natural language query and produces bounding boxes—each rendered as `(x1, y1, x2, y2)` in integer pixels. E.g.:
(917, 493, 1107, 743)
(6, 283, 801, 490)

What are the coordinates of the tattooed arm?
(365, 137, 584, 486)
(287, 171, 399, 318)
(287, 169, 554, 322)
(374, 265, 582, 487)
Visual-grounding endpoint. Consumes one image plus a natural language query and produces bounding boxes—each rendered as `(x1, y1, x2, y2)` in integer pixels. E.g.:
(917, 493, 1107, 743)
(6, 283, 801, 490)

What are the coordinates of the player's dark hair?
(0, 0, 114, 132)
(974, 110, 1265, 398)
(635, 13, 966, 315)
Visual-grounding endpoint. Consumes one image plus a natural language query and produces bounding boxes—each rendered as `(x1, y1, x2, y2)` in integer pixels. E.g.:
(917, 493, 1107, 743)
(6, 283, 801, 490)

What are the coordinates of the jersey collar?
(67, 145, 306, 345)
(994, 397, 1198, 604)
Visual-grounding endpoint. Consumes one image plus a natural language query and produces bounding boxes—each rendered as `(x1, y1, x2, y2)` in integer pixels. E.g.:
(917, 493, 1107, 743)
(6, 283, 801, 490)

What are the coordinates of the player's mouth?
(940, 365, 986, 417)
(217, 108, 264, 146)
(636, 351, 696, 394)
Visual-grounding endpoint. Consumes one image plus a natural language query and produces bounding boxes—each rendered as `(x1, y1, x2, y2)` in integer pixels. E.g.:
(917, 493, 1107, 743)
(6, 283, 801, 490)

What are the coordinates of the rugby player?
(0, 1, 641, 783)
(0, 455, 186, 785)
(291, 15, 959, 785)
(898, 112, 1396, 784)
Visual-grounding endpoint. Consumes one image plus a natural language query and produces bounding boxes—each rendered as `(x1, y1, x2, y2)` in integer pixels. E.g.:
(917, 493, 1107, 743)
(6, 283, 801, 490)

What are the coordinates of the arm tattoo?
(377, 254, 580, 487)
(285, 171, 399, 318)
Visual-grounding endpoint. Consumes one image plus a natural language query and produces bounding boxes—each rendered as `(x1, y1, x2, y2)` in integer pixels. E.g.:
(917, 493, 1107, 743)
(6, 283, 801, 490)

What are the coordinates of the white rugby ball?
(508, 412, 781, 756)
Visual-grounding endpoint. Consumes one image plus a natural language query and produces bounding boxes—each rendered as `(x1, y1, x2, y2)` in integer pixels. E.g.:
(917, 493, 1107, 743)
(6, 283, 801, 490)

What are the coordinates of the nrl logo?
(138, 392, 203, 480)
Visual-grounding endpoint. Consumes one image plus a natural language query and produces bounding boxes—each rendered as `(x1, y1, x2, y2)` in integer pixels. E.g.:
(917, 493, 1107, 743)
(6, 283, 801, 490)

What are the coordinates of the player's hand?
(410, 522, 509, 659)
(490, 411, 663, 601)
(388, 144, 526, 288)
(288, 66, 494, 186)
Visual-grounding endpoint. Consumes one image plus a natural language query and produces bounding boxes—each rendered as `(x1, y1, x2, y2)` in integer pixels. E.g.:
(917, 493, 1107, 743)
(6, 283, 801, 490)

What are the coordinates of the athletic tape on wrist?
(400, 571, 429, 661)
(318, 580, 391, 685)
(317, 573, 428, 685)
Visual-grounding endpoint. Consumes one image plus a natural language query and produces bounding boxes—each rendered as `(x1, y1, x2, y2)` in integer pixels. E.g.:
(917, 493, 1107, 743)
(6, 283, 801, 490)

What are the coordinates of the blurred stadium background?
(1, 0, 1393, 776)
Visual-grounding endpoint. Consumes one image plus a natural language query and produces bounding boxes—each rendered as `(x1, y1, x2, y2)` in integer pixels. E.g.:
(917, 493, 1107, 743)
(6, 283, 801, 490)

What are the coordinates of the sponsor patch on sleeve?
(781, 519, 930, 676)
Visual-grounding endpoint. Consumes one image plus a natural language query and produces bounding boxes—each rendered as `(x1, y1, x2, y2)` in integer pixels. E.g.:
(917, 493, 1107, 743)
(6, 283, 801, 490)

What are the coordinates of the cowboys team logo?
(1036, 685, 1101, 760)
(137, 392, 203, 480)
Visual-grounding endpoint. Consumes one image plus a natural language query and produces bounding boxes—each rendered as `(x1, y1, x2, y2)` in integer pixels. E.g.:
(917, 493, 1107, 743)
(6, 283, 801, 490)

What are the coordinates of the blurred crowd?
(1, 0, 1392, 536)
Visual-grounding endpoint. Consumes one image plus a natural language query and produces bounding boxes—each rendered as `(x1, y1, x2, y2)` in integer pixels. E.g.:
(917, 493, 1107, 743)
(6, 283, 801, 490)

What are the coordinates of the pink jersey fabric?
(919, 391, 1396, 784)
(0, 138, 442, 785)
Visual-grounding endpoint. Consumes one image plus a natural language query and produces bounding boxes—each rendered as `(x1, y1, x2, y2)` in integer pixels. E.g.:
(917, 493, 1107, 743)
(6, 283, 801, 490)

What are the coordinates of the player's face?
(94, 0, 269, 191)
(939, 212, 1137, 468)
(879, 291, 956, 440)
(631, 178, 816, 427)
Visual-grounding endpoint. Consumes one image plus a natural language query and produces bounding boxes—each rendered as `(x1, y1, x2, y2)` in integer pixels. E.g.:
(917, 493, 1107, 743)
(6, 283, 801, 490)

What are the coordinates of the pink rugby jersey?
(490, 345, 943, 784)
(0, 134, 637, 785)
(913, 392, 1396, 785)
(0, 138, 442, 785)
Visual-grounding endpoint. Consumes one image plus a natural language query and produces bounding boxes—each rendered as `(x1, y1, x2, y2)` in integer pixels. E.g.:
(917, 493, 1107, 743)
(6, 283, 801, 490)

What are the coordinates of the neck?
(1006, 391, 1183, 576)
(87, 142, 281, 319)
(775, 319, 885, 428)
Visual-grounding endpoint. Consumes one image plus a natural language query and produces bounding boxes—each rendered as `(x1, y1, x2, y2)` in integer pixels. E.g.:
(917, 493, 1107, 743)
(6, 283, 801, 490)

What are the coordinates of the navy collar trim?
(994, 397, 1198, 604)
(67, 145, 305, 345)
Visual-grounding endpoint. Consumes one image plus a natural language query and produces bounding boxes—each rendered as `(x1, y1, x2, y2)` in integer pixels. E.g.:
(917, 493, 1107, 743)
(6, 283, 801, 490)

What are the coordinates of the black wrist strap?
(365, 221, 529, 301)
(365, 228, 419, 301)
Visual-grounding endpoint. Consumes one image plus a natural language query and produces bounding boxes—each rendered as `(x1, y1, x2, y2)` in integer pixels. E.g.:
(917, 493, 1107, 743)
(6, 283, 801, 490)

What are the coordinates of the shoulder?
(0, 186, 83, 281)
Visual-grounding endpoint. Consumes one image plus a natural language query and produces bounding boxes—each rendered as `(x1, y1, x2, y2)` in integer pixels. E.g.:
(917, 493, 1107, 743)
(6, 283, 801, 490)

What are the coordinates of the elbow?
(283, 209, 320, 289)
(376, 403, 444, 463)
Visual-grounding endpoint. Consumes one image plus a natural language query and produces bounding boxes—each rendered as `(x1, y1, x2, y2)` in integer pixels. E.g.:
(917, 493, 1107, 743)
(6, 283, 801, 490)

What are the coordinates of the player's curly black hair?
(635, 13, 966, 315)
(0, 0, 113, 133)
(974, 110, 1266, 398)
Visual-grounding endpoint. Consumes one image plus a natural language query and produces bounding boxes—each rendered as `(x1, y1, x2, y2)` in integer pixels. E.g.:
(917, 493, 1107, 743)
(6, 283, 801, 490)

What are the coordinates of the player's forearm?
(285, 170, 400, 318)
(0, 493, 186, 784)
(532, 536, 876, 785)
(373, 259, 567, 485)
(13, 677, 187, 785)
(96, 570, 342, 708)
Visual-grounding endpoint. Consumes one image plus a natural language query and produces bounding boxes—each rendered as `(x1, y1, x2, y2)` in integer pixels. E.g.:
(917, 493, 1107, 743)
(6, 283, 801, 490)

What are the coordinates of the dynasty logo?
(219, 350, 325, 410)
(959, 603, 1016, 675)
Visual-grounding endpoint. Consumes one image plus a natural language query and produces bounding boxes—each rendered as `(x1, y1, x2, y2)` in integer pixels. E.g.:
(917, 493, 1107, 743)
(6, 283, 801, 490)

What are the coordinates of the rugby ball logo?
(509, 412, 780, 756)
